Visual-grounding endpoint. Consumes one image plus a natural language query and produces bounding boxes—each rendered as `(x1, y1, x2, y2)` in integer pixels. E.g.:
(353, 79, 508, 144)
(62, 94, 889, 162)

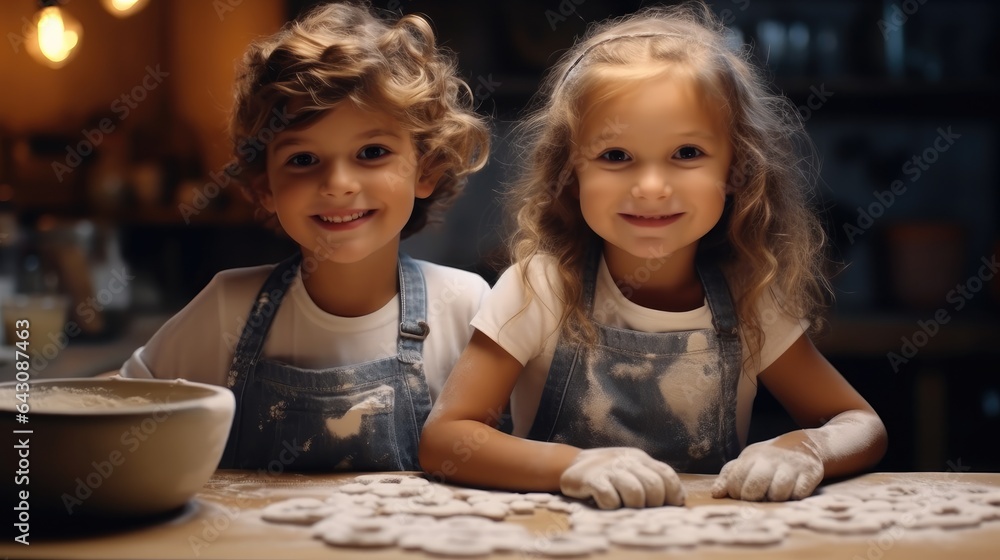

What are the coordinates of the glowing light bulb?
(101, 0, 150, 18)
(37, 8, 76, 62)
(26, 6, 83, 69)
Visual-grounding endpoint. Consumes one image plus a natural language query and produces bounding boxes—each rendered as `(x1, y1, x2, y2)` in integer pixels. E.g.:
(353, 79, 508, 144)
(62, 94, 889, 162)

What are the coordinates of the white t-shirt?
(122, 260, 490, 403)
(471, 255, 808, 447)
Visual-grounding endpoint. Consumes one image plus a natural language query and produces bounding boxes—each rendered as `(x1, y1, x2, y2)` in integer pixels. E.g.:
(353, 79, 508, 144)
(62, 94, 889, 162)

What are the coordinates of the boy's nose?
(631, 166, 672, 199)
(320, 163, 358, 196)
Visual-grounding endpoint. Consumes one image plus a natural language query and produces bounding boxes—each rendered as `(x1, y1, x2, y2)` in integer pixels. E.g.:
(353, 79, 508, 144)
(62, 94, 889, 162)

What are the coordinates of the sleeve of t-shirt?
(119, 272, 243, 386)
(754, 288, 810, 372)
(470, 257, 564, 366)
(455, 267, 491, 333)
(417, 261, 491, 338)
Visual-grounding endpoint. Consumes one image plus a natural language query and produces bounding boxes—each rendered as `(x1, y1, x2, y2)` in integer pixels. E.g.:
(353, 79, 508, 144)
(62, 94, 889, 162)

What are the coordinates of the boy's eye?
(674, 146, 704, 160)
(599, 149, 631, 162)
(287, 154, 317, 167)
(358, 146, 390, 160)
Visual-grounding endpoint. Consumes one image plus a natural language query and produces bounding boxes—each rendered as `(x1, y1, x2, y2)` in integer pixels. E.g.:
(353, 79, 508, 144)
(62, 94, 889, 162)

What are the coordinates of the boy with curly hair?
(121, 2, 490, 472)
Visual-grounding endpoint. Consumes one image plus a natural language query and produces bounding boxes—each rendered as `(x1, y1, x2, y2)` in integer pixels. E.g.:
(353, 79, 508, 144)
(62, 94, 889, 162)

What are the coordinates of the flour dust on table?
(256, 474, 1000, 556)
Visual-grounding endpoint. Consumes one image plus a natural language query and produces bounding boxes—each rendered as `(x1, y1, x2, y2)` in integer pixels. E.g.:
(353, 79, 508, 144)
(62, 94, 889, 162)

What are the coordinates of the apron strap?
(220, 251, 301, 467)
(695, 258, 743, 464)
(396, 254, 429, 365)
(580, 239, 603, 313)
(227, 253, 430, 376)
(526, 245, 603, 442)
(226, 252, 302, 388)
(696, 260, 740, 340)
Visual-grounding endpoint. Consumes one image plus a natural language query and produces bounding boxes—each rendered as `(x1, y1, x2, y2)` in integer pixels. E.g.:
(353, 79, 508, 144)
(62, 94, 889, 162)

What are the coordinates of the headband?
(557, 32, 688, 89)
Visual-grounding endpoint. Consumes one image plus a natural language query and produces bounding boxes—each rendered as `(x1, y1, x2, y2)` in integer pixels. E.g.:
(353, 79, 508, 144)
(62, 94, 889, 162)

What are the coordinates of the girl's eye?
(599, 149, 631, 162)
(675, 146, 704, 160)
(287, 154, 317, 167)
(358, 146, 390, 160)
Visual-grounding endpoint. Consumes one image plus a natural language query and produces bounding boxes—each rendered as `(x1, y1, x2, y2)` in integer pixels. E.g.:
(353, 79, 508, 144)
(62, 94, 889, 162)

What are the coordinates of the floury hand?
(711, 436, 824, 501)
(712, 411, 884, 501)
(560, 447, 686, 509)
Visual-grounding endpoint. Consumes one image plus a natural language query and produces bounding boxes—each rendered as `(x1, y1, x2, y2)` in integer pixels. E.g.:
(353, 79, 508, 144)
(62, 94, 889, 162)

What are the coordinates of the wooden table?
(4, 472, 999, 559)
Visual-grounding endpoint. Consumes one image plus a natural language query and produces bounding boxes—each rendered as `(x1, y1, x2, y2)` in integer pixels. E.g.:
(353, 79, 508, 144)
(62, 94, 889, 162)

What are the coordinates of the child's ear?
(415, 169, 441, 199)
(255, 176, 275, 213)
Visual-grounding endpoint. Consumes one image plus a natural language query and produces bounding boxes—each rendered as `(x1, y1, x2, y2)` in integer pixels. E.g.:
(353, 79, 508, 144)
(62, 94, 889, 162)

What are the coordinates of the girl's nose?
(320, 162, 358, 196)
(631, 166, 672, 199)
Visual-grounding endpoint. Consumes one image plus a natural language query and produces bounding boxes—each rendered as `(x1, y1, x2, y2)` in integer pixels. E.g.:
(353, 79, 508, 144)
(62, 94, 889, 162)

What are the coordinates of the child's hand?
(559, 447, 686, 509)
(711, 433, 823, 502)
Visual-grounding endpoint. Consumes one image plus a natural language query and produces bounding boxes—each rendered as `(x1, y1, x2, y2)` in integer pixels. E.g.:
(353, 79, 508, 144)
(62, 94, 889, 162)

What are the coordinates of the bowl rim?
(0, 377, 235, 416)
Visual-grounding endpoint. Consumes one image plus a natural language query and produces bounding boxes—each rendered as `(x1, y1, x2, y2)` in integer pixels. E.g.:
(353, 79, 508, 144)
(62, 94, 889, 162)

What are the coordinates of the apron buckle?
(400, 321, 430, 340)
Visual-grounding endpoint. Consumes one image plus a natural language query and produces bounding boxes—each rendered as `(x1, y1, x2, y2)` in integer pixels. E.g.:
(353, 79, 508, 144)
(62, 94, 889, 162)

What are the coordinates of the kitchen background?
(0, 0, 997, 473)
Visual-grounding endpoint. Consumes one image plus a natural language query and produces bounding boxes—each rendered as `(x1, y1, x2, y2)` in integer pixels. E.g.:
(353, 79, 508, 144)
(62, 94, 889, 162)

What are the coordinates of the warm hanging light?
(101, 0, 150, 18)
(25, 4, 82, 69)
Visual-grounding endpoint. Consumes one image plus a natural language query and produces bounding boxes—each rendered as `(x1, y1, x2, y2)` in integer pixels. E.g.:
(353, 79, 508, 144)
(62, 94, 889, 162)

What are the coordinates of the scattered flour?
(657, 354, 717, 439)
(268, 401, 287, 421)
(685, 332, 709, 353)
(257, 475, 1000, 556)
(325, 395, 383, 439)
(579, 354, 615, 434)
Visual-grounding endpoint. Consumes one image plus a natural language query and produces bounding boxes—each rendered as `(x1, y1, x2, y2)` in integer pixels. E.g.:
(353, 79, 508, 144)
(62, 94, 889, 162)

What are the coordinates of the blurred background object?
(0, 0, 997, 473)
(100, 0, 150, 19)
(23, 3, 84, 69)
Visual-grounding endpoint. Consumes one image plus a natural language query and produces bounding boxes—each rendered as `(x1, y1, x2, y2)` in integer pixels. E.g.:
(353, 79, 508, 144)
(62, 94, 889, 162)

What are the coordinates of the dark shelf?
(108, 206, 257, 227)
(778, 79, 1000, 118)
(815, 312, 1000, 360)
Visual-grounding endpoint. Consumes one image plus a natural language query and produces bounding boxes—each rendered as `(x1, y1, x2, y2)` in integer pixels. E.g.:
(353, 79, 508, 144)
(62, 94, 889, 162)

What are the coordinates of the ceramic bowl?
(0, 377, 235, 519)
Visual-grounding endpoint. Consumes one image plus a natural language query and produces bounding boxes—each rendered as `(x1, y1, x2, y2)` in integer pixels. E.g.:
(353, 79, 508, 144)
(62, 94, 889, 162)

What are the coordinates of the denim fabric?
(527, 246, 742, 473)
(219, 252, 432, 471)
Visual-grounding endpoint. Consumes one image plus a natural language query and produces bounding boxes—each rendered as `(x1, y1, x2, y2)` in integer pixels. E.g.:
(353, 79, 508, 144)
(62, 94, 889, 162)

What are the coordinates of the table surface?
(3, 471, 999, 559)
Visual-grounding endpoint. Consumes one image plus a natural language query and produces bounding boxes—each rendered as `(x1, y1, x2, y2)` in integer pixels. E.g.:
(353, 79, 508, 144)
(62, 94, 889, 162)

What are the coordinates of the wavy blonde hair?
(507, 2, 830, 367)
(229, 1, 489, 238)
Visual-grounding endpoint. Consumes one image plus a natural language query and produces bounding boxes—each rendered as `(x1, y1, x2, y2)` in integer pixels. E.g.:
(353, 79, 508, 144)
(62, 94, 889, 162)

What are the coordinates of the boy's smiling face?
(263, 101, 434, 265)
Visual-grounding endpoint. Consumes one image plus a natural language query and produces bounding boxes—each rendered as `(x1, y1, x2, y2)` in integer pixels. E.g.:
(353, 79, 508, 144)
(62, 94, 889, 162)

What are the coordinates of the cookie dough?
(259, 475, 1000, 556)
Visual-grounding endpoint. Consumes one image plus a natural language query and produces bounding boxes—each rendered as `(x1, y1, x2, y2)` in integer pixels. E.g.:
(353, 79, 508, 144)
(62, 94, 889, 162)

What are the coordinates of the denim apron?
(218, 252, 433, 472)
(526, 248, 742, 473)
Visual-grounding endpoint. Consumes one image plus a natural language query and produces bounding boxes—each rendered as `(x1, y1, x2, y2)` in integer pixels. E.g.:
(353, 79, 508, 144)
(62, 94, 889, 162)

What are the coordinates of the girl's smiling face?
(572, 72, 733, 265)
(264, 101, 434, 265)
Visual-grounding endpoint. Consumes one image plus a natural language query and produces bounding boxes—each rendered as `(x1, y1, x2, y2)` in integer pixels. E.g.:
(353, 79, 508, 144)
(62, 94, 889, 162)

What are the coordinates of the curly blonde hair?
(229, 1, 489, 238)
(507, 2, 830, 367)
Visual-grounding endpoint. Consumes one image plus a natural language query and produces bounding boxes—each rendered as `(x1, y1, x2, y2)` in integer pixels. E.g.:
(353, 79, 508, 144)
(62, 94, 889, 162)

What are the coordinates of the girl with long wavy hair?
(420, 2, 886, 509)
